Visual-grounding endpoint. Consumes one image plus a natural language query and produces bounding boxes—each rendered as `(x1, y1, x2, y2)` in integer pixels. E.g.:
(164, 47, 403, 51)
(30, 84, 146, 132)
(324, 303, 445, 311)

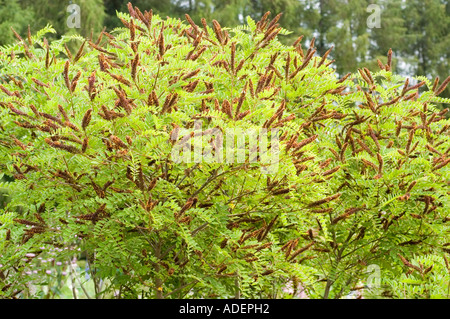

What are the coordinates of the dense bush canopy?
(0, 4, 449, 299)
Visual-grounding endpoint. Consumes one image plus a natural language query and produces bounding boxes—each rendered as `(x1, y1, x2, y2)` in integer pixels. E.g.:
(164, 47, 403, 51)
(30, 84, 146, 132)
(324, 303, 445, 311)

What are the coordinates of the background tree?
(367, 0, 407, 71)
(0, 0, 34, 45)
(1, 0, 448, 100)
(20, 0, 106, 44)
(401, 0, 450, 96)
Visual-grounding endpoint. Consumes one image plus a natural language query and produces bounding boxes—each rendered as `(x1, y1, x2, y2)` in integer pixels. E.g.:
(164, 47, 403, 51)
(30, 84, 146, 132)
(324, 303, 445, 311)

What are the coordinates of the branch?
(163, 280, 198, 298)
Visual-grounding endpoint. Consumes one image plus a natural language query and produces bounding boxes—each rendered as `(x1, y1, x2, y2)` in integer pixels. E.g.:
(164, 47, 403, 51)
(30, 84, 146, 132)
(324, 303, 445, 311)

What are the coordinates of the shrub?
(0, 3, 449, 299)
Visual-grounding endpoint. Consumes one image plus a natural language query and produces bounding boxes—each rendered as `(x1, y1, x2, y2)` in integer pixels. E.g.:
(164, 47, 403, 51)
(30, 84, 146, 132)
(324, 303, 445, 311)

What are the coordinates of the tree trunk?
(155, 242, 164, 299)
(323, 279, 333, 299)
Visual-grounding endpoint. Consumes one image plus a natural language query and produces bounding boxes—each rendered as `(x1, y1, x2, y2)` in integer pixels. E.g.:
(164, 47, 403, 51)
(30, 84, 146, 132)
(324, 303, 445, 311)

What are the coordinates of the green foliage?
(0, 4, 449, 299)
(0, 0, 34, 46)
(384, 254, 450, 299)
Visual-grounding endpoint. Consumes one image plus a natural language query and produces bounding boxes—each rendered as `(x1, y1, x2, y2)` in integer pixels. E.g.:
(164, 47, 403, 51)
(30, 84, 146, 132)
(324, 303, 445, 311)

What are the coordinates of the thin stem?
(68, 259, 78, 299)
(68, 258, 91, 299)
(164, 280, 198, 298)
(154, 239, 164, 299)
(323, 279, 333, 299)
(234, 271, 240, 299)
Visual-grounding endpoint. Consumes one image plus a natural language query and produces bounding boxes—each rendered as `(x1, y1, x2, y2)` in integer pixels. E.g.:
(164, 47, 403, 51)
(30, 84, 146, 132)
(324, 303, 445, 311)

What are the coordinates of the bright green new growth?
(0, 4, 449, 299)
